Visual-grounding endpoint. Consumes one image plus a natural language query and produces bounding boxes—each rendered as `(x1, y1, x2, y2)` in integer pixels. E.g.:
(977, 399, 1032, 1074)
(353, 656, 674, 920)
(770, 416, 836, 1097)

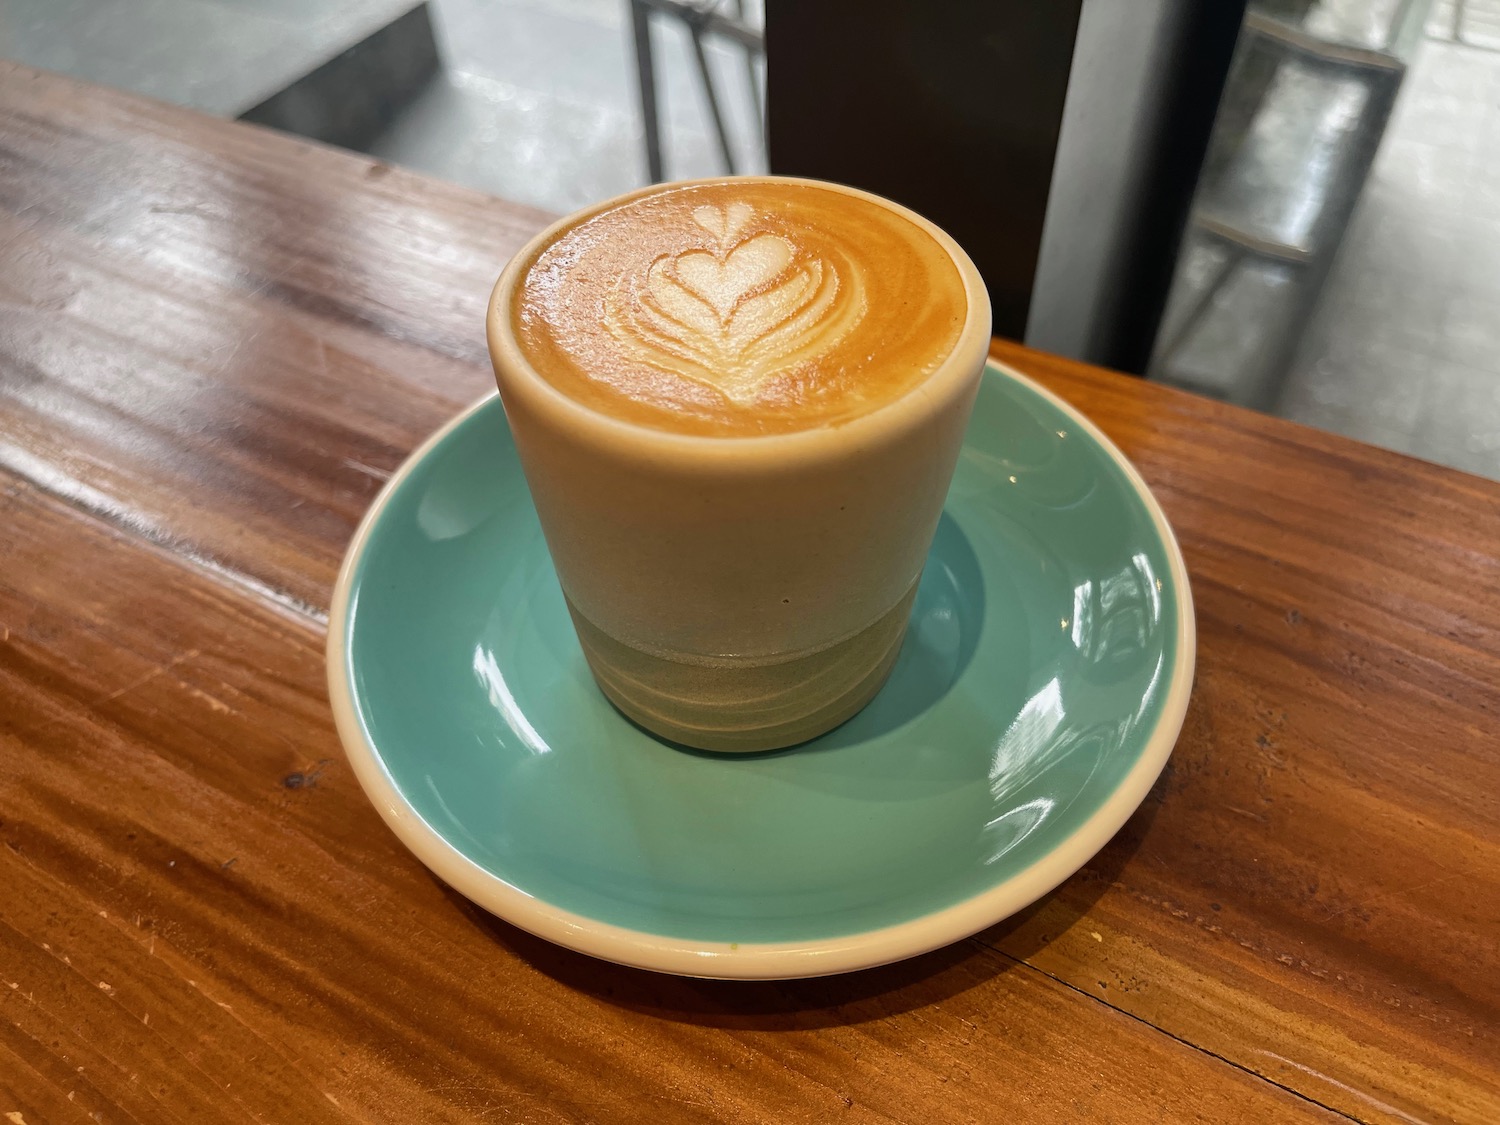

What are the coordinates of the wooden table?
(2, 61, 1496, 1124)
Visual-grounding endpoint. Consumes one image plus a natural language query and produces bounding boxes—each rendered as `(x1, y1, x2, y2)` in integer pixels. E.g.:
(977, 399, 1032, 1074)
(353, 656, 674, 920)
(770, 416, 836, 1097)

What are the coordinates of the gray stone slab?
(364, 0, 765, 212)
(0, 0, 426, 115)
(240, 3, 440, 151)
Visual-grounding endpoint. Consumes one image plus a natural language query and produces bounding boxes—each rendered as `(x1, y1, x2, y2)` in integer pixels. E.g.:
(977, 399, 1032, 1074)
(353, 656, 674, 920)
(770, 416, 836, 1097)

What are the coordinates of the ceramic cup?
(486, 177, 992, 752)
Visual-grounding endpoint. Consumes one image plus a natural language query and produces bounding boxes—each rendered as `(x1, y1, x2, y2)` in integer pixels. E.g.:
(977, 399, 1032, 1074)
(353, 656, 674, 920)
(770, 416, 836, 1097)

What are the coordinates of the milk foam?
(513, 181, 966, 437)
(603, 202, 869, 405)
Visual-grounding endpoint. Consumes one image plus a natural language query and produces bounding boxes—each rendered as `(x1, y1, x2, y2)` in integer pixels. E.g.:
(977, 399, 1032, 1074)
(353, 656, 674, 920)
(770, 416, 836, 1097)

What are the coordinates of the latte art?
(513, 180, 967, 436)
(604, 204, 868, 404)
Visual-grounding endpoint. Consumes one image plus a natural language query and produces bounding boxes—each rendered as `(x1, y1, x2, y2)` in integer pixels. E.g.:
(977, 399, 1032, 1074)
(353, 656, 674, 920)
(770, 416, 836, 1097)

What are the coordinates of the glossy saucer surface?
(327, 362, 1195, 979)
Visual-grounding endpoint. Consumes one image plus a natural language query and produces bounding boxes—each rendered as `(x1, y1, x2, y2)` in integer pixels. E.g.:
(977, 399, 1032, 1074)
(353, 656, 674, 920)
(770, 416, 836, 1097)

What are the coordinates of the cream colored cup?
(487, 176, 991, 752)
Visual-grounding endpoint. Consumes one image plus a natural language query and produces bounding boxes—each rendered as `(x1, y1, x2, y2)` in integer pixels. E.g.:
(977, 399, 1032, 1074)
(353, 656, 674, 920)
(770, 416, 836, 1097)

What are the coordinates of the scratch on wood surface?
(35, 649, 200, 729)
(1225, 805, 1269, 823)
(183, 684, 234, 714)
(148, 202, 223, 219)
(343, 458, 391, 482)
(1257, 1050, 1434, 1125)
(1324, 872, 1463, 921)
(208, 331, 260, 374)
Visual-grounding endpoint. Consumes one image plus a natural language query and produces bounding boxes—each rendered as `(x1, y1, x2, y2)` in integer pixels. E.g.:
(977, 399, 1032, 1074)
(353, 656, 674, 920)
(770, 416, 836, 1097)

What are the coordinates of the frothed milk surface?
(512, 181, 967, 436)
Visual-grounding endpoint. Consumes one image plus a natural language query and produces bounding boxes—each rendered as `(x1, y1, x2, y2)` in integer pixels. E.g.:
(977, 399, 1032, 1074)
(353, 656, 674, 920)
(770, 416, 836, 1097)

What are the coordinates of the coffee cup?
(487, 176, 991, 751)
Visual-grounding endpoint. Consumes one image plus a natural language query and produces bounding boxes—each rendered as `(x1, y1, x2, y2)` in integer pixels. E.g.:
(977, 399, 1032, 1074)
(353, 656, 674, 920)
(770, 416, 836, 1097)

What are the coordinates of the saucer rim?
(325, 360, 1196, 980)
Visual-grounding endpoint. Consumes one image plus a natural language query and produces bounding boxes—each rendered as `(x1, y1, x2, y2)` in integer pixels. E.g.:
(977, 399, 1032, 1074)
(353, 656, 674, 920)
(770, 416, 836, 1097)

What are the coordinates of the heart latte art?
(512, 181, 967, 436)
(603, 203, 868, 404)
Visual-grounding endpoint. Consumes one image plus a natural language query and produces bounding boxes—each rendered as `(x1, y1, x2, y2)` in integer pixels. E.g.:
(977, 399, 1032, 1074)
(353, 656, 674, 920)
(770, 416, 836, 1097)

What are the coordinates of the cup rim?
(486, 175, 993, 470)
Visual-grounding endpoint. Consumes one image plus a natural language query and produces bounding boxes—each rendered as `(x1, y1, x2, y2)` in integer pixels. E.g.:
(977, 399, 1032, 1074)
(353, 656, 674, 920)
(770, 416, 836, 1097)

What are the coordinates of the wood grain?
(1, 60, 1497, 1122)
(0, 60, 532, 620)
(0, 471, 1339, 1123)
(987, 340, 1500, 1124)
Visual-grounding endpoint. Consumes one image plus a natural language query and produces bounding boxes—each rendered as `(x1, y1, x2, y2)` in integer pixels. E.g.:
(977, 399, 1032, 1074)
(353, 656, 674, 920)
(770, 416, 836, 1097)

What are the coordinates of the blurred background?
(3, 0, 1496, 479)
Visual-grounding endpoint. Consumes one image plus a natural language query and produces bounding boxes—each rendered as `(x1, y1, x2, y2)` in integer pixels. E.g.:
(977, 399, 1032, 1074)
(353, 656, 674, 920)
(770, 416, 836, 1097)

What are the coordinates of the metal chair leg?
(629, 0, 665, 182)
(729, 0, 764, 153)
(687, 22, 736, 175)
(1152, 244, 1243, 373)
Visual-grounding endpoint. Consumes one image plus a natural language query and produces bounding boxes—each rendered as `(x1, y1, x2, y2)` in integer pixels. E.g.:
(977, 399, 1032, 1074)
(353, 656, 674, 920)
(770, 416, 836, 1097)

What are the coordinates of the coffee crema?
(511, 181, 967, 436)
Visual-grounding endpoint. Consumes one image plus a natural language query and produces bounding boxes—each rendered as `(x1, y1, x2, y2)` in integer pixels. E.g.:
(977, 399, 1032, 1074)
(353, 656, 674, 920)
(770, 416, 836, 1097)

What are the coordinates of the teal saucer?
(328, 361, 1194, 979)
